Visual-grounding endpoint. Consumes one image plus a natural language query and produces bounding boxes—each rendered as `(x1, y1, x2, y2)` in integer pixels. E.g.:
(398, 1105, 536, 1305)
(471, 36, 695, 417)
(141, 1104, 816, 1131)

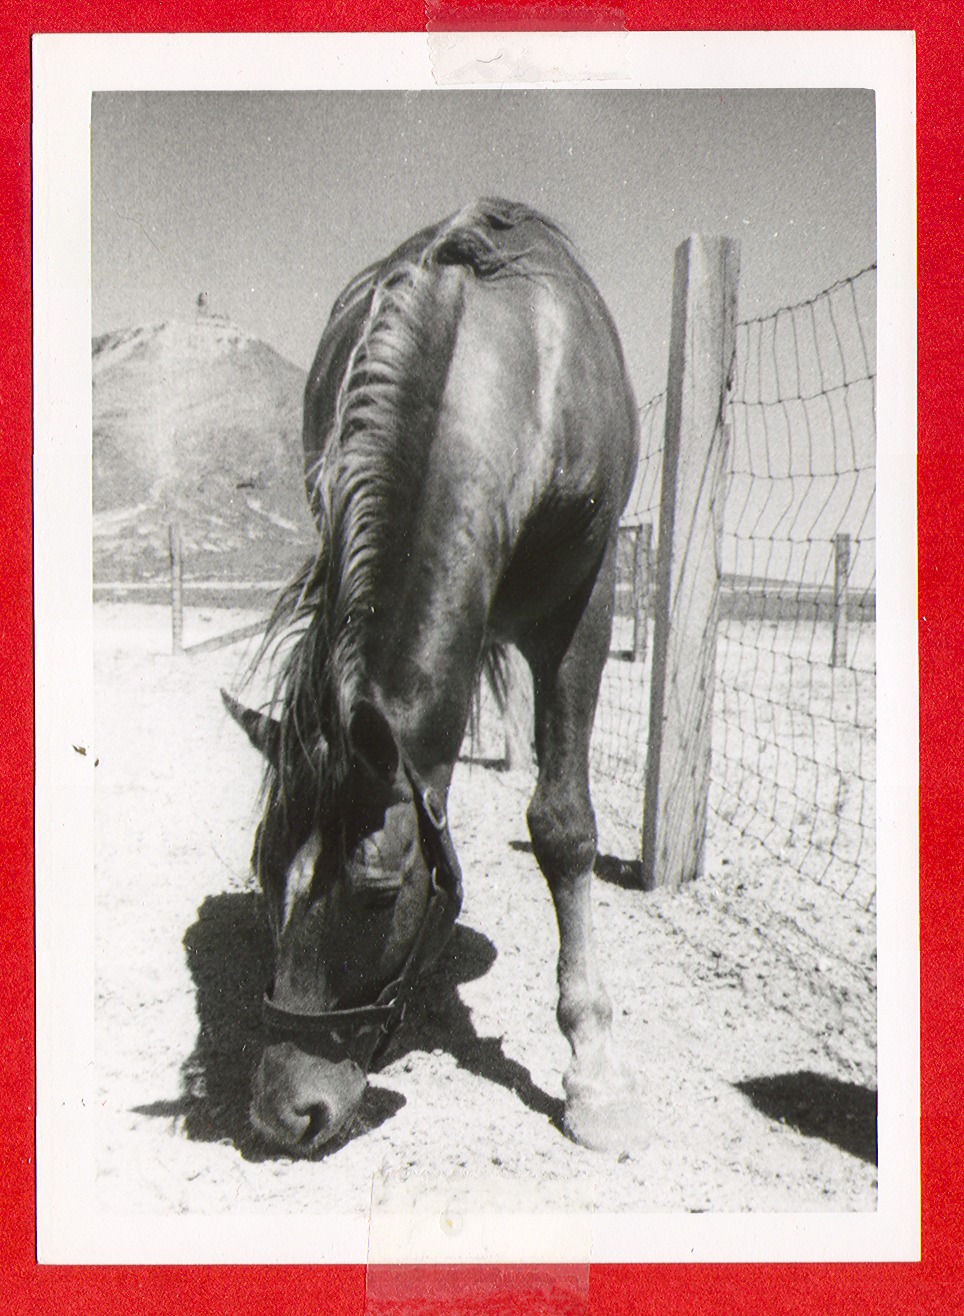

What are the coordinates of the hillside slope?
(93, 315, 316, 583)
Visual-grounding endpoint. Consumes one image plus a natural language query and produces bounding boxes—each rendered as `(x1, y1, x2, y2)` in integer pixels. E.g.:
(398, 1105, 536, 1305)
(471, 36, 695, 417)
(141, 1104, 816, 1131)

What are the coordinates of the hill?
(93, 314, 316, 585)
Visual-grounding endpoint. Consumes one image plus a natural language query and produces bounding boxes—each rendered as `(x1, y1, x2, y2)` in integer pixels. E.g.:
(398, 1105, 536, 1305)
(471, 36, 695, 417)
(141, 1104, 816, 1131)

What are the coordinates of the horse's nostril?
(298, 1101, 334, 1146)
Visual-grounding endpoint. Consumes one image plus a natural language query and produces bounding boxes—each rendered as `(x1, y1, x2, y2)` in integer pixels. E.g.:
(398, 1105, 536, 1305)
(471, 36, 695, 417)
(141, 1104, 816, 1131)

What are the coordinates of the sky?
(91, 89, 876, 403)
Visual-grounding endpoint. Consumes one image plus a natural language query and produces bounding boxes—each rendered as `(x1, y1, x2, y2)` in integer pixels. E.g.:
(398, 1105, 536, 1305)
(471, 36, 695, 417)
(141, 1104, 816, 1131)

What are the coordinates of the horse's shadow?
(734, 1072, 878, 1165)
(134, 891, 563, 1160)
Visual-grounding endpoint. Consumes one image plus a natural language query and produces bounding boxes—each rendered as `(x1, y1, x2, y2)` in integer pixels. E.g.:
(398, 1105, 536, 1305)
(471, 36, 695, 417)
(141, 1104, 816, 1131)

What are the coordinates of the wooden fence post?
(642, 235, 740, 890)
(632, 521, 653, 663)
(831, 532, 851, 668)
(169, 523, 184, 655)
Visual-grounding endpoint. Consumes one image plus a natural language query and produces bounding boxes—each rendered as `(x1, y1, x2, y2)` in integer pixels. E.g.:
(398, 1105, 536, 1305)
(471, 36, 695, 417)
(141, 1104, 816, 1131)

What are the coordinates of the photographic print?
(34, 32, 917, 1266)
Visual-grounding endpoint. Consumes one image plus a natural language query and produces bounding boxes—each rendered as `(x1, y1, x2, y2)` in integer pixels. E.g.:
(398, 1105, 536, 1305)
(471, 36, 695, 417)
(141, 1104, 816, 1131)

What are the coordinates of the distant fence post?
(169, 523, 184, 655)
(632, 521, 653, 663)
(642, 235, 740, 890)
(831, 532, 851, 668)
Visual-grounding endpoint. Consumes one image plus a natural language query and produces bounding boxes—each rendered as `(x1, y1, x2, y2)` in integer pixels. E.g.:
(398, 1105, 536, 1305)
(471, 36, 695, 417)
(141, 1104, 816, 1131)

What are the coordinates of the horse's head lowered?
(223, 691, 462, 1155)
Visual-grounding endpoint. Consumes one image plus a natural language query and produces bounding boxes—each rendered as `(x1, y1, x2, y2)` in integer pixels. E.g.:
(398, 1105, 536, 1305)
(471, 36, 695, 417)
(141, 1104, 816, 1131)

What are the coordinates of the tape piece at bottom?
(365, 1168, 593, 1311)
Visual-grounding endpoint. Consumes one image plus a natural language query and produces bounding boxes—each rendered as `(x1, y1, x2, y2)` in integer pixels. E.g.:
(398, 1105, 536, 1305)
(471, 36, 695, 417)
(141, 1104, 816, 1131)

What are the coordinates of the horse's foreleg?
(522, 547, 644, 1153)
(528, 776, 632, 1148)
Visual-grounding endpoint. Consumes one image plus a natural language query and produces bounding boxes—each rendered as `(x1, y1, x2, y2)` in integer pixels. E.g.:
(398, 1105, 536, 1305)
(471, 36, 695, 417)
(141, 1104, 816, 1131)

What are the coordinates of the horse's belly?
(488, 503, 612, 641)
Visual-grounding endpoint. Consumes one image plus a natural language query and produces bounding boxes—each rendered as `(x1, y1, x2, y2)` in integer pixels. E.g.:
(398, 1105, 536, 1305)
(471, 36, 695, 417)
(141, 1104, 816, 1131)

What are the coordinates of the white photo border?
(33, 30, 918, 1264)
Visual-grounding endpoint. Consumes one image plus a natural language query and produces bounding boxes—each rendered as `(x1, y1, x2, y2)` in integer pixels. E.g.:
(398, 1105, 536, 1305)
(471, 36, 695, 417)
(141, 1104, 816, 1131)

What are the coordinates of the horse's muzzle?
(250, 1042, 368, 1155)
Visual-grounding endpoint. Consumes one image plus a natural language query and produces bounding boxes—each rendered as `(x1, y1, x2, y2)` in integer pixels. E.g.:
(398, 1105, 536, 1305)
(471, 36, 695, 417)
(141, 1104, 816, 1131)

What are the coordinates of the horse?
(223, 199, 641, 1156)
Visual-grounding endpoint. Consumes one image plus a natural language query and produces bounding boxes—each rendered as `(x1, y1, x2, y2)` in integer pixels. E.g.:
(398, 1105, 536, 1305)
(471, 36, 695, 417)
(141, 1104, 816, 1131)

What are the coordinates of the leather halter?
(261, 764, 463, 1068)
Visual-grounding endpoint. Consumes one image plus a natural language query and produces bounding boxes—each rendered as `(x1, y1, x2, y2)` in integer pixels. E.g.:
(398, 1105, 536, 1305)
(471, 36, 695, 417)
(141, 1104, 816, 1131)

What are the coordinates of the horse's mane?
(252, 200, 572, 834)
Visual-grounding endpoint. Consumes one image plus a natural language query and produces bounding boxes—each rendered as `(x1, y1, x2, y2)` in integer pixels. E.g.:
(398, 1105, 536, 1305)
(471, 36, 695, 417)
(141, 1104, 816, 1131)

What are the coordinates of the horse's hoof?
(562, 1071, 650, 1154)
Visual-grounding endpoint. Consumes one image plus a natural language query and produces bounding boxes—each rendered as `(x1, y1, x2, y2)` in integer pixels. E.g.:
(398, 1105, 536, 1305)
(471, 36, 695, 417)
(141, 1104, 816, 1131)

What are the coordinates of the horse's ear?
(350, 699, 399, 782)
(221, 689, 281, 763)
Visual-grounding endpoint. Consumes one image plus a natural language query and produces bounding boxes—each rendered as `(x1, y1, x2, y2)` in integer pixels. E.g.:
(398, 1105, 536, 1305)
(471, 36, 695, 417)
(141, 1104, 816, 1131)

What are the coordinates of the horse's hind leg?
(519, 542, 643, 1152)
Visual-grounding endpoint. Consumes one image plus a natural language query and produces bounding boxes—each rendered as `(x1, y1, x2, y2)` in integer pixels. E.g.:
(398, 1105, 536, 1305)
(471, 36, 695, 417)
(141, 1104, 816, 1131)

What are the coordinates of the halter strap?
(261, 762, 462, 1065)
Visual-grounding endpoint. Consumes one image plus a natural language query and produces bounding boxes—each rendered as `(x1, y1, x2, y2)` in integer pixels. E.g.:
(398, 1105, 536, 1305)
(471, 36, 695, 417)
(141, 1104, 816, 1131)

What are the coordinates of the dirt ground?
(93, 603, 877, 1224)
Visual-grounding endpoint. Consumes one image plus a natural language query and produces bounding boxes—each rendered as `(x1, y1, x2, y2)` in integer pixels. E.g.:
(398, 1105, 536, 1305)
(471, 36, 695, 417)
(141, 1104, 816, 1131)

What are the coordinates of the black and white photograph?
(34, 32, 917, 1264)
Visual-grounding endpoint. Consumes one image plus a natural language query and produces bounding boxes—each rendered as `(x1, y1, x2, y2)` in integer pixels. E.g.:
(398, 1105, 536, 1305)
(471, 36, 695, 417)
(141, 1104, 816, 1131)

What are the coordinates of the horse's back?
(434, 212, 638, 629)
(302, 202, 638, 626)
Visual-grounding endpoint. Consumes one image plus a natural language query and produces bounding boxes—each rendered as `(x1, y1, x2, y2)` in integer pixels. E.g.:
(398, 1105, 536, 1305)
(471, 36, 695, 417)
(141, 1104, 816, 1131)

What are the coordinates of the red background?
(6, 2, 958, 1311)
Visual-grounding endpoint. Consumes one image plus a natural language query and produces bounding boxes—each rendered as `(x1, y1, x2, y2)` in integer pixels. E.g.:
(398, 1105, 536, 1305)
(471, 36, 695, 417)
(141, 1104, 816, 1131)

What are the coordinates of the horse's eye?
(348, 861, 404, 906)
(353, 879, 402, 909)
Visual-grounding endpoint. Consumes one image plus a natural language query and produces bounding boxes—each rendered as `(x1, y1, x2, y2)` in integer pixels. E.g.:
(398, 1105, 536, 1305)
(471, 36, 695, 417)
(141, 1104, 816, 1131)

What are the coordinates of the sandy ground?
(93, 604, 877, 1222)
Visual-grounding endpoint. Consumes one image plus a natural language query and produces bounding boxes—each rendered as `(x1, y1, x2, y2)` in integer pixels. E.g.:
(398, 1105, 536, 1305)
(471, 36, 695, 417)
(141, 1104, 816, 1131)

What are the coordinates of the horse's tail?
(464, 642, 534, 769)
(482, 643, 511, 716)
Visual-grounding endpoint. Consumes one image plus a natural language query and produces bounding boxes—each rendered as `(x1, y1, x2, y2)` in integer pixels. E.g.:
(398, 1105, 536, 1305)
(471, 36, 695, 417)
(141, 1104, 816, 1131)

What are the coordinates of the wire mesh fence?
(590, 267, 876, 1069)
(712, 266, 876, 913)
(587, 266, 878, 1071)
